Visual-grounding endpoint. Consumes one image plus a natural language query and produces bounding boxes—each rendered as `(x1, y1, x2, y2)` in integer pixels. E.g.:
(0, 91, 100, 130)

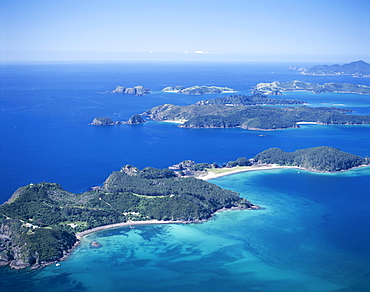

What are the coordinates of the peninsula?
(0, 165, 253, 270)
(301, 60, 370, 77)
(162, 85, 236, 95)
(254, 81, 370, 95)
(0, 147, 368, 270)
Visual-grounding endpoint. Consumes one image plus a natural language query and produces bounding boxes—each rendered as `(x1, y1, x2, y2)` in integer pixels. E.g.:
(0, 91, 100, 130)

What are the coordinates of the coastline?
(40, 163, 369, 268)
(197, 163, 370, 181)
(75, 219, 194, 240)
(198, 164, 298, 181)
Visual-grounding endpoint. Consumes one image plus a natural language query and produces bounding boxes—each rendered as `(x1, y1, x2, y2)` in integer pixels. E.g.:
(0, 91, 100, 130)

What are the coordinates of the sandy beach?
(75, 163, 369, 241)
(198, 164, 298, 181)
(76, 219, 193, 240)
(160, 119, 186, 124)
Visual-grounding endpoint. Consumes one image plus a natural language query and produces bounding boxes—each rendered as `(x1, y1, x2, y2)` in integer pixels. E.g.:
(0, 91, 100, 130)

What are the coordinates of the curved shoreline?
(75, 219, 195, 240)
(51, 163, 369, 269)
(197, 164, 298, 181)
(197, 163, 370, 181)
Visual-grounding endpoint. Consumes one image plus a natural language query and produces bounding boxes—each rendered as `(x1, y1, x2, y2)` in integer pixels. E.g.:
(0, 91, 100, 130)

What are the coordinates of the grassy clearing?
(207, 166, 252, 175)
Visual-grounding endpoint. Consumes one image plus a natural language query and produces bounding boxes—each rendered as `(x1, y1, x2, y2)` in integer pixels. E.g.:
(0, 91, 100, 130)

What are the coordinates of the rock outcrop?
(90, 117, 119, 125)
(112, 86, 151, 96)
(125, 114, 146, 125)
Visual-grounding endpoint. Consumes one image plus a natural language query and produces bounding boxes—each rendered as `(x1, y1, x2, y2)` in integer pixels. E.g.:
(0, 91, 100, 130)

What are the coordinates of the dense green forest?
(0, 165, 251, 269)
(144, 103, 370, 130)
(1, 146, 368, 269)
(254, 146, 366, 172)
(196, 93, 305, 106)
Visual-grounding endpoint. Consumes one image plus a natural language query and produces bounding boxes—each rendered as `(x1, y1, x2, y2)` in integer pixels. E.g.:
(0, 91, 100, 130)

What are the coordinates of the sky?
(0, 0, 369, 62)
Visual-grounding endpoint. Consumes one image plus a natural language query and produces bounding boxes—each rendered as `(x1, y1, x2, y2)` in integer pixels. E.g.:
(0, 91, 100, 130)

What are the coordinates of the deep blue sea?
(0, 62, 369, 291)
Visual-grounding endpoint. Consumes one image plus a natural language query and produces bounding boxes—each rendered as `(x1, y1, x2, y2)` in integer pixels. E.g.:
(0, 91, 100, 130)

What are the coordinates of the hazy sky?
(1, 0, 369, 62)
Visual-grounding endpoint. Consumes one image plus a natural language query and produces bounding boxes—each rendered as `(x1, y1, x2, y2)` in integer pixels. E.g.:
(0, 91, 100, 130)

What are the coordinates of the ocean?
(0, 62, 369, 291)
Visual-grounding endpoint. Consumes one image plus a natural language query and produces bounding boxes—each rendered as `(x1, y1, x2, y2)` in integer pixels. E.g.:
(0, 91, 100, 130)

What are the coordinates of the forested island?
(162, 85, 236, 95)
(254, 81, 370, 95)
(196, 93, 305, 105)
(301, 60, 370, 77)
(0, 146, 368, 270)
(144, 103, 370, 130)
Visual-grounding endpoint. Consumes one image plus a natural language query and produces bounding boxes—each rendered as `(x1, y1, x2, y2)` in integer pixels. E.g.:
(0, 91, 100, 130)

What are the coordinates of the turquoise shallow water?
(1, 63, 370, 291)
(2, 167, 368, 292)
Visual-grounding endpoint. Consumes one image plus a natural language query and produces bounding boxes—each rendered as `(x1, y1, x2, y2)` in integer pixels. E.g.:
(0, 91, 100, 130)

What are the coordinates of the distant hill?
(254, 81, 370, 95)
(143, 103, 370, 131)
(302, 60, 370, 77)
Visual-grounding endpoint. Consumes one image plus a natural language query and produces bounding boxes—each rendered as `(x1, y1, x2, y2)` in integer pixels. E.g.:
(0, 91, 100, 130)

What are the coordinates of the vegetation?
(226, 157, 252, 168)
(162, 85, 235, 95)
(196, 93, 305, 105)
(1, 145, 368, 269)
(0, 165, 252, 269)
(254, 146, 365, 172)
(302, 60, 370, 77)
(144, 103, 370, 130)
(254, 80, 370, 95)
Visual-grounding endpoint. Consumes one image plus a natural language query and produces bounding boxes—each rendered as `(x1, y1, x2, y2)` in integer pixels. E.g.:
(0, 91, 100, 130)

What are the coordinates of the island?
(196, 93, 305, 105)
(0, 147, 368, 270)
(112, 85, 151, 96)
(125, 114, 146, 125)
(143, 103, 370, 130)
(90, 117, 119, 125)
(162, 85, 236, 95)
(89, 114, 146, 126)
(254, 81, 370, 95)
(300, 60, 370, 78)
